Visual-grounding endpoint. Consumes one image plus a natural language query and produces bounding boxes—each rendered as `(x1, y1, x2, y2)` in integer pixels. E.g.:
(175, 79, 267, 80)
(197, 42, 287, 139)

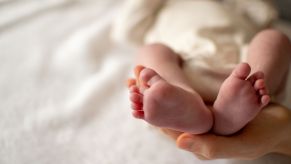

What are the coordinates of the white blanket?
(0, 0, 290, 164)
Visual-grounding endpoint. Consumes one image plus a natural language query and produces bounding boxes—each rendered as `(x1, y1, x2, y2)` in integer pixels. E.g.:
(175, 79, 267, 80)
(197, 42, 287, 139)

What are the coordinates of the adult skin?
(161, 103, 291, 160)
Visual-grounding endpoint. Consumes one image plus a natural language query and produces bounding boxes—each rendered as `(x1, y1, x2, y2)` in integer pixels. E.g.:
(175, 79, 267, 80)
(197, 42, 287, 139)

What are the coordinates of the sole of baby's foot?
(129, 65, 213, 134)
(213, 63, 270, 135)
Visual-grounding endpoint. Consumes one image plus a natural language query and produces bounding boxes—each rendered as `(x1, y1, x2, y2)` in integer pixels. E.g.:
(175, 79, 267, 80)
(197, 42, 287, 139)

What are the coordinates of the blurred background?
(0, 0, 290, 164)
(275, 0, 291, 21)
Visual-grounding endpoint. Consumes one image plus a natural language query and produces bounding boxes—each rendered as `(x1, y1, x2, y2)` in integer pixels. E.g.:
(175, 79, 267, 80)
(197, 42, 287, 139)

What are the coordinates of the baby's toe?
(129, 86, 143, 111)
(139, 68, 162, 87)
(129, 85, 139, 93)
(254, 79, 265, 90)
(254, 79, 270, 107)
(232, 63, 251, 80)
(248, 71, 264, 85)
(260, 95, 270, 107)
(130, 92, 143, 104)
(131, 102, 143, 111)
(132, 110, 144, 119)
(258, 88, 269, 95)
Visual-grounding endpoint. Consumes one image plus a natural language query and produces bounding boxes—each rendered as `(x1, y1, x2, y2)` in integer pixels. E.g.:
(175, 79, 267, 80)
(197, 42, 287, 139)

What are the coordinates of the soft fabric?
(112, 0, 288, 103)
(1, 0, 291, 164)
(0, 0, 225, 163)
(145, 0, 258, 100)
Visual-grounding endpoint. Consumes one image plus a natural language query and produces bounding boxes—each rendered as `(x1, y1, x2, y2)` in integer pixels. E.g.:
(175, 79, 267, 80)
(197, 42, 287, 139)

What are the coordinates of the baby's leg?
(128, 43, 213, 134)
(247, 29, 291, 95)
(212, 29, 291, 135)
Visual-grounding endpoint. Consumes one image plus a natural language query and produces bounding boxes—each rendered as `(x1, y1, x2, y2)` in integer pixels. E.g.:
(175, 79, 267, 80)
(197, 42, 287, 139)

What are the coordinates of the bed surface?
(0, 0, 290, 164)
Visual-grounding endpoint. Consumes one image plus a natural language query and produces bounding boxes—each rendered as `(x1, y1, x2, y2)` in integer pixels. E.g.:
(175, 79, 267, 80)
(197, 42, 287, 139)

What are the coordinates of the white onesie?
(112, 0, 278, 101)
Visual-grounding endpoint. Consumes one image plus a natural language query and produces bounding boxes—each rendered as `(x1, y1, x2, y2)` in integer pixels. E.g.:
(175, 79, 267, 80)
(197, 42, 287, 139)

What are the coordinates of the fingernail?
(178, 137, 193, 150)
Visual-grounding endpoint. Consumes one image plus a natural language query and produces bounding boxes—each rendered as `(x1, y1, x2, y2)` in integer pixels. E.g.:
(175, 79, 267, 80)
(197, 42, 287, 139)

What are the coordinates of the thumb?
(176, 133, 240, 159)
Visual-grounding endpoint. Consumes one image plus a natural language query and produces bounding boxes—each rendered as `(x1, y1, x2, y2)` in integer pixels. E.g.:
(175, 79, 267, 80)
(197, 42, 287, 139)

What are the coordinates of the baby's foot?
(128, 66, 213, 134)
(213, 63, 270, 135)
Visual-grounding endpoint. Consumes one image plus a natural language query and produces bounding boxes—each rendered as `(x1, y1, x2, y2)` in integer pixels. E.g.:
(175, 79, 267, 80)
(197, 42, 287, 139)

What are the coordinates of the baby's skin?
(128, 63, 270, 135)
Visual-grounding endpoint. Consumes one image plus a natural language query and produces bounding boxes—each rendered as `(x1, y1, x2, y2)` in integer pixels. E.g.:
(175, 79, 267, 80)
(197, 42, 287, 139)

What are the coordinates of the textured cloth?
(1, 0, 291, 164)
(112, 0, 290, 103)
(0, 0, 225, 163)
(145, 0, 257, 100)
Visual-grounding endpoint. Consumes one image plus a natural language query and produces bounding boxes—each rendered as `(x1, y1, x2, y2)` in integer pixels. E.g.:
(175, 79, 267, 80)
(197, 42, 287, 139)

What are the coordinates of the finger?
(127, 78, 136, 88)
(193, 154, 209, 160)
(134, 65, 145, 86)
(160, 128, 183, 140)
(134, 65, 145, 77)
(177, 133, 243, 159)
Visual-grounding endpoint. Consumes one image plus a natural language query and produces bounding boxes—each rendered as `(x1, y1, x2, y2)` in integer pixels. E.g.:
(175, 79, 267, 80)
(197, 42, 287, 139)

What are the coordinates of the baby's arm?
(112, 0, 165, 46)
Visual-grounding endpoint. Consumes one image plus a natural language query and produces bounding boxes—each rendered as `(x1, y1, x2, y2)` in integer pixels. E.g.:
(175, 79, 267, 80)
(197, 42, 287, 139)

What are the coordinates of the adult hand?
(173, 104, 291, 160)
(160, 128, 183, 140)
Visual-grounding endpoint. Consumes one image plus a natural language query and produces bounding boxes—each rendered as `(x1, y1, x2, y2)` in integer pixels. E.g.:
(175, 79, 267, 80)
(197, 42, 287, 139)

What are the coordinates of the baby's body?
(128, 29, 291, 135)
(117, 0, 291, 135)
